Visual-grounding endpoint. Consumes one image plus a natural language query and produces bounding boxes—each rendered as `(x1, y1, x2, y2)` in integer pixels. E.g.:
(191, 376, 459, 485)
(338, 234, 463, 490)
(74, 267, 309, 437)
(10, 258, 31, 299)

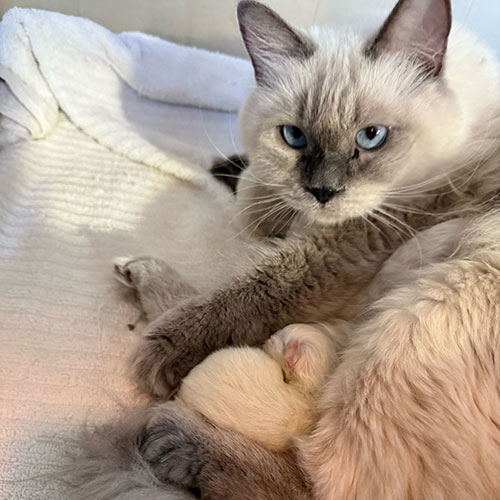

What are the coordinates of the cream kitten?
(177, 323, 337, 451)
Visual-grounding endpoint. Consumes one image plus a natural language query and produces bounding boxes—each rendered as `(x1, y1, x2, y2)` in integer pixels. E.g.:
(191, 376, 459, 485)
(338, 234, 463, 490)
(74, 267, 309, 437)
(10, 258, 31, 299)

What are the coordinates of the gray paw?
(113, 256, 177, 289)
(130, 307, 206, 398)
(113, 256, 197, 321)
(139, 402, 207, 489)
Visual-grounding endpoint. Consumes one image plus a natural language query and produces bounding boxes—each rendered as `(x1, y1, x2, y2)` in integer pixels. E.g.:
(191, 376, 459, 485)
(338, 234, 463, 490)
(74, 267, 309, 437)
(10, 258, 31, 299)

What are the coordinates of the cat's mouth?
(280, 182, 382, 227)
(288, 184, 346, 208)
(304, 185, 346, 205)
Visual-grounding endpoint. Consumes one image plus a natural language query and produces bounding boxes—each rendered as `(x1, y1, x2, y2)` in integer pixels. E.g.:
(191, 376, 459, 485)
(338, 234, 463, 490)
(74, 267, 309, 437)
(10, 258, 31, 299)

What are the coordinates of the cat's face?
(237, 0, 457, 226)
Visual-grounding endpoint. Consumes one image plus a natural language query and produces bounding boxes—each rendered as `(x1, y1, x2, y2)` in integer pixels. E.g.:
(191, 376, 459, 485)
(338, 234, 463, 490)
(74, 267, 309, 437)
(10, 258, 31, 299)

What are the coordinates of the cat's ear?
(368, 0, 452, 77)
(237, 1, 316, 86)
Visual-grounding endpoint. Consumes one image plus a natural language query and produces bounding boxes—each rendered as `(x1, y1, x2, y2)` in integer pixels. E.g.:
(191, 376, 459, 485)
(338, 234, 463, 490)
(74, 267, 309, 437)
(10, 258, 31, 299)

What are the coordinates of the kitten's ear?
(283, 340, 304, 372)
(283, 339, 318, 382)
(368, 0, 452, 77)
(237, 1, 316, 86)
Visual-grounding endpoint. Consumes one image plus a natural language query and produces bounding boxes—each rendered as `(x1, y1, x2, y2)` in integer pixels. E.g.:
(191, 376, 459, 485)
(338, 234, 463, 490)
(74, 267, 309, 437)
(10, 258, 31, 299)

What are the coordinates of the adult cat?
(109, 0, 500, 499)
(125, 0, 499, 397)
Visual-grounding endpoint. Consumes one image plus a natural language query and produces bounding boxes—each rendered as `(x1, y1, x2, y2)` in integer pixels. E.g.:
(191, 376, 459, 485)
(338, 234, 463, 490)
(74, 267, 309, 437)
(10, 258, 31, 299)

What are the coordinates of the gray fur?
(138, 401, 312, 500)
(114, 256, 198, 322)
(64, 408, 193, 500)
(368, 0, 452, 76)
(130, 213, 416, 397)
(237, 1, 316, 86)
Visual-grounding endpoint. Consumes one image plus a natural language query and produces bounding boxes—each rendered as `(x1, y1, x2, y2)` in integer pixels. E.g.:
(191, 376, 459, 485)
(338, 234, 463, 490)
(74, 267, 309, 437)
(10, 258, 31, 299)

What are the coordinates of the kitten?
(73, 0, 500, 498)
(177, 323, 339, 452)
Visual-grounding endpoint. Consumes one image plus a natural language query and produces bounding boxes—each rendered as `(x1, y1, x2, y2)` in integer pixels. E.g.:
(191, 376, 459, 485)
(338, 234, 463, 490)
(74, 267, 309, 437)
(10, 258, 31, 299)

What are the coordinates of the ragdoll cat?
(125, 0, 500, 401)
(75, 0, 500, 498)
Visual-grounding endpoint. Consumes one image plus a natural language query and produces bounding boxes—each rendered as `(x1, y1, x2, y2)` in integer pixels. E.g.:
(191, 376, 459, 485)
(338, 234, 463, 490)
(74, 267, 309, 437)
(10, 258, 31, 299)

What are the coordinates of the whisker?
(226, 200, 290, 241)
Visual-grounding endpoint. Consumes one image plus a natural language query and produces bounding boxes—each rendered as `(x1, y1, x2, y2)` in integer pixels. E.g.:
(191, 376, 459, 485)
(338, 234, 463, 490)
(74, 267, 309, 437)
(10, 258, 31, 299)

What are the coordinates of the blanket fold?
(0, 7, 253, 183)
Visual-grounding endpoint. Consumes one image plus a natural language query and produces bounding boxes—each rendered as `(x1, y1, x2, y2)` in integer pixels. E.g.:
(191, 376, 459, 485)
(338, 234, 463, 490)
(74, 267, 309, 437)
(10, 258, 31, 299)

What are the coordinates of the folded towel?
(0, 7, 253, 184)
(0, 7, 256, 500)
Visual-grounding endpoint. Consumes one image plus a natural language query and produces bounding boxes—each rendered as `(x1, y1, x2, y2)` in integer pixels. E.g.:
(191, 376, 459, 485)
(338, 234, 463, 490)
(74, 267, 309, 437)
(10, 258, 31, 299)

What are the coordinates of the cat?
(177, 322, 339, 452)
(125, 0, 500, 400)
(71, 0, 500, 498)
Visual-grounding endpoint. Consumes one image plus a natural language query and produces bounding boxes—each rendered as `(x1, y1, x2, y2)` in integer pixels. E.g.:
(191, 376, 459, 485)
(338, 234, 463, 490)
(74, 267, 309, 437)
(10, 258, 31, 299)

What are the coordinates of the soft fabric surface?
(0, 8, 255, 499)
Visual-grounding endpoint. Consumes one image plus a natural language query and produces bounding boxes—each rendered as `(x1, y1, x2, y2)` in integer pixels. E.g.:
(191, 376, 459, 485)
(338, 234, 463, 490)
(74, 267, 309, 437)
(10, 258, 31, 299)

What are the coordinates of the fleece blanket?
(0, 8, 255, 499)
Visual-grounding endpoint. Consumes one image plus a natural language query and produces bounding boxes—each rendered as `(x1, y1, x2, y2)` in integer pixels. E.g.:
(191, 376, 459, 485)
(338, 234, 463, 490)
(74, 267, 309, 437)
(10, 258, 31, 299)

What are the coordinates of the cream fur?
(176, 323, 337, 451)
(299, 212, 500, 499)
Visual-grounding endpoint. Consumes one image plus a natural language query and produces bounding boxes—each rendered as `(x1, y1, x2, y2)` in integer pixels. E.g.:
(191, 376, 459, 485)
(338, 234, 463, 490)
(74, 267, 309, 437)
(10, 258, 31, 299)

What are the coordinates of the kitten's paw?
(139, 402, 208, 489)
(113, 256, 197, 320)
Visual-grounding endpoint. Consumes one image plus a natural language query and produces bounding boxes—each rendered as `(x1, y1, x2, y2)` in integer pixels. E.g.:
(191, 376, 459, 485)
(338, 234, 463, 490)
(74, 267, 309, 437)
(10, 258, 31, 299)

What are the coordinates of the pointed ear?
(237, 1, 316, 86)
(368, 0, 452, 77)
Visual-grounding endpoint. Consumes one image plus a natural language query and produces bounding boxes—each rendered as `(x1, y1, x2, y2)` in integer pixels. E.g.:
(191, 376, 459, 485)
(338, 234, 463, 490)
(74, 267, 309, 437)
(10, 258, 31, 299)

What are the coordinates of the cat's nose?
(307, 187, 337, 204)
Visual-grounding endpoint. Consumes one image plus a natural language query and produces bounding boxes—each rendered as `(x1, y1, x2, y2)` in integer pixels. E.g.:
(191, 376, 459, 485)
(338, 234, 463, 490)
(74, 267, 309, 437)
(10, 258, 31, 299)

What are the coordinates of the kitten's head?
(237, 0, 496, 226)
(264, 323, 336, 392)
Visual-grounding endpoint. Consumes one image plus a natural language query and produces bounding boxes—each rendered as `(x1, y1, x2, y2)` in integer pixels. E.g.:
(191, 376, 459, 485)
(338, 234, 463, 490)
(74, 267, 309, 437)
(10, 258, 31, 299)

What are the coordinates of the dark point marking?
(300, 143, 325, 183)
(190, 487, 202, 499)
(210, 155, 249, 193)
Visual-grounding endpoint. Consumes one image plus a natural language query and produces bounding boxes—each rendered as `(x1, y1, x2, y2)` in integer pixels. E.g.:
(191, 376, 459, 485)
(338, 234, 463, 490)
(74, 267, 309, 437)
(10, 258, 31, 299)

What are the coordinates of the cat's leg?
(114, 256, 198, 321)
(137, 401, 312, 500)
(129, 220, 400, 399)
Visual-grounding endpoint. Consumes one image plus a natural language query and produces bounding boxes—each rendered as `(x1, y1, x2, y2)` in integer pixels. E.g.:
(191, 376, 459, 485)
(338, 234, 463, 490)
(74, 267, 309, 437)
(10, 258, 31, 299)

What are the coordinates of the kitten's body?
(70, 1, 500, 499)
(177, 323, 337, 451)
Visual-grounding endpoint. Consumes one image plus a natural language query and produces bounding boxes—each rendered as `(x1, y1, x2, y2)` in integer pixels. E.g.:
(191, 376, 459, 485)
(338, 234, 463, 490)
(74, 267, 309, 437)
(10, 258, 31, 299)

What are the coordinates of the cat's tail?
(61, 406, 193, 500)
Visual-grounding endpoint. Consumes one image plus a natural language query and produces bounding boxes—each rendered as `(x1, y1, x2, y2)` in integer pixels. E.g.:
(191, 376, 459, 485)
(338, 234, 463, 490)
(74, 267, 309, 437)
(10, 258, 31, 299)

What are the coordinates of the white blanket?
(0, 8, 255, 499)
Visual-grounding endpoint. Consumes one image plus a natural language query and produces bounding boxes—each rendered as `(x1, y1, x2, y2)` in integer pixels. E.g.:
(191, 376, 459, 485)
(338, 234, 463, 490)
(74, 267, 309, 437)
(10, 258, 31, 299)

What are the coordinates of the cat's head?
(236, 0, 498, 226)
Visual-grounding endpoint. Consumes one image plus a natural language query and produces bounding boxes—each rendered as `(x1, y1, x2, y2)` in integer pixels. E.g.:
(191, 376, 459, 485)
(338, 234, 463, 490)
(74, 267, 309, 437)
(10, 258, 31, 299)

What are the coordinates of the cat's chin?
(295, 207, 356, 229)
(282, 189, 383, 229)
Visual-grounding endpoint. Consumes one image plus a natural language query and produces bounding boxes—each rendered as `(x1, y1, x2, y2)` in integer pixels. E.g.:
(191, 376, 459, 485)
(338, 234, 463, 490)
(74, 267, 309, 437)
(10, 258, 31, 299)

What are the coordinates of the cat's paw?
(113, 256, 176, 289)
(139, 402, 209, 489)
(113, 256, 197, 321)
(130, 302, 210, 398)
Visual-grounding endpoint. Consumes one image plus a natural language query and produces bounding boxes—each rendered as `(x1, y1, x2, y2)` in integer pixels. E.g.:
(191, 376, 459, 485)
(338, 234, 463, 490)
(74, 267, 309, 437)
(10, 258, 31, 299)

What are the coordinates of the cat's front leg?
(130, 223, 392, 399)
(139, 401, 312, 500)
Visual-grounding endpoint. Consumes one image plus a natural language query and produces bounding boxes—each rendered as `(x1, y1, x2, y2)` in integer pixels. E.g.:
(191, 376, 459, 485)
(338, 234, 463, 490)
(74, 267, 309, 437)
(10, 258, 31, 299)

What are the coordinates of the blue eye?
(280, 125, 307, 149)
(356, 125, 388, 150)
